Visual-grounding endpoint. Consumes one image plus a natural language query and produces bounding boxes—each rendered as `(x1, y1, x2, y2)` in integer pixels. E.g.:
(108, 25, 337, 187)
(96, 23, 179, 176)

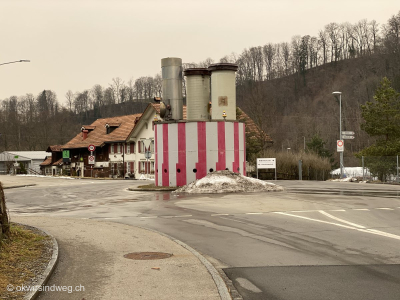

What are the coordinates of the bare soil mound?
(174, 170, 284, 194)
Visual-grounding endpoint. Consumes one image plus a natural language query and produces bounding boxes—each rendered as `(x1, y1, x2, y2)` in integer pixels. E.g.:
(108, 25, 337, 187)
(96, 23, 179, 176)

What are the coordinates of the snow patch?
(174, 170, 284, 194)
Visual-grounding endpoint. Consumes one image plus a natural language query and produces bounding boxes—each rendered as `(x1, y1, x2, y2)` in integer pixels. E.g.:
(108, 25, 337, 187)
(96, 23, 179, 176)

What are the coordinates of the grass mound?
(0, 224, 51, 299)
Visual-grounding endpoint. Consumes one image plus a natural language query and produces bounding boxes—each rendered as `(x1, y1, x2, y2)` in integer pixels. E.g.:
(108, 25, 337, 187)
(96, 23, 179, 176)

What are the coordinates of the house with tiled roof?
(40, 145, 63, 175)
(44, 102, 270, 179)
(60, 113, 143, 178)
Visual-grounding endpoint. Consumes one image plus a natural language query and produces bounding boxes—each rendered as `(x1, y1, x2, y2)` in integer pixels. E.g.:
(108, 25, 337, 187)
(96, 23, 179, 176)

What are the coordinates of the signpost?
(256, 158, 277, 180)
(88, 145, 96, 177)
(342, 135, 355, 140)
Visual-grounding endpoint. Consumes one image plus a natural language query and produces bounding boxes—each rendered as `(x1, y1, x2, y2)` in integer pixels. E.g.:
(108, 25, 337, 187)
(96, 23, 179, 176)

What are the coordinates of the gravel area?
(174, 170, 284, 194)
(19, 224, 54, 288)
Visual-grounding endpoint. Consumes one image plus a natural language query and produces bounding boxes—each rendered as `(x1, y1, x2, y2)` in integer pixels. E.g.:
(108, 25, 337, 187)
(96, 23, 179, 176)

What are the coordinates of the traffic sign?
(88, 155, 95, 164)
(88, 144, 96, 152)
(341, 131, 354, 135)
(257, 158, 276, 169)
(342, 135, 355, 140)
(337, 140, 344, 152)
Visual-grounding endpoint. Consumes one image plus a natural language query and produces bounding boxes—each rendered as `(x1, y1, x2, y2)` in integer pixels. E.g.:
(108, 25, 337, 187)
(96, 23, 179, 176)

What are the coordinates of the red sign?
(88, 144, 96, 152)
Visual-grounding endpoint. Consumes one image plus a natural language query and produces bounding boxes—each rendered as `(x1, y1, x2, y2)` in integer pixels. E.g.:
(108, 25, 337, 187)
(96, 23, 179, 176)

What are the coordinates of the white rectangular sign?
(257, 158, 276, 169)
(337, 140, 344, 152)
(88, 155, 95, 165)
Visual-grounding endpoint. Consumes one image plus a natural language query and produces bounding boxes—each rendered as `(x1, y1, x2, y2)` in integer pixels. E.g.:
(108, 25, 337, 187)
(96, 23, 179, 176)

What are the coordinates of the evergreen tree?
(357, 77, 400, 181)
(358, 77, 400, 156)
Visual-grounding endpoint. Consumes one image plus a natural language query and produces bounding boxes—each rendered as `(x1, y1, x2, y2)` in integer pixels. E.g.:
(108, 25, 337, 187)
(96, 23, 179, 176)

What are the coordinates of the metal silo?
(161, 57, 183, 120)
(208, 63, 238, 121)
(184, 68, 211, 120)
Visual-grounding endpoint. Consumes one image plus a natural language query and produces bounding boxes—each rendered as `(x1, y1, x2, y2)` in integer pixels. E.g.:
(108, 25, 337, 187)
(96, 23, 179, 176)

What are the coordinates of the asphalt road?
(4, 176, 400, 300)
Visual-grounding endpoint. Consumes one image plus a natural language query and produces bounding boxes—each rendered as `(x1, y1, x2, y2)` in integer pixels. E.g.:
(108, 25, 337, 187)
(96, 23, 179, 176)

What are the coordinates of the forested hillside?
(0, 11, 399, 159)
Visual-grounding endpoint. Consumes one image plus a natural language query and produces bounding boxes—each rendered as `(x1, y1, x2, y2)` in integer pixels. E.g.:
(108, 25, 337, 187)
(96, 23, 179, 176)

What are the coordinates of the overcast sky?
(0, 0, 398, 104)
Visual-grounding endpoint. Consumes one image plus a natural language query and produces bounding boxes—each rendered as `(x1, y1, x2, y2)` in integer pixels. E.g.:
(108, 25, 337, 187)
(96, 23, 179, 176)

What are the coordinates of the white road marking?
(211, 214, 230, 216)
(235, 278, 262, 293)
(376, 208, 394, 210)
(140, 216, 158, 219)
(274, 212, 358, 230)
(329, 209, 346, 212)
(289, 210, 316, 213)
(319, 211, 365, 229)
(246, 212, 263, 215)
(276, 211, 400, 241)
(353, 208, 370, 211)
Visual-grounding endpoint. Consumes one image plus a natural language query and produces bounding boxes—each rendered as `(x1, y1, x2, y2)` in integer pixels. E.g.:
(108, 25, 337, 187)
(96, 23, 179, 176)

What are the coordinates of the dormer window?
(105, 123, 120, 134)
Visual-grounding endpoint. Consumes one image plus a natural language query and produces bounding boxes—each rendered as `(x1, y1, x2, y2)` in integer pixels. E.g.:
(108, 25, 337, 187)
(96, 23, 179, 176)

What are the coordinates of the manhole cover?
(123, 252, 173, 260)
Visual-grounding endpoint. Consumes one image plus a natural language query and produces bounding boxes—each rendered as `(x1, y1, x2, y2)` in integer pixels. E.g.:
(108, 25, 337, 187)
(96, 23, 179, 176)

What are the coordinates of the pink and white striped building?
(155, 57, 246, 187)
(155, 121, 246, 187)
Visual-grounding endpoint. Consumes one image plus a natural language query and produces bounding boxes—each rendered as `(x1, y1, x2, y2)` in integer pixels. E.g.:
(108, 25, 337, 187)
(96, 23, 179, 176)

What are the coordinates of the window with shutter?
(114, 144, 117, 154)
(111, 144, 114, 154)
(130, 142, 135, 154)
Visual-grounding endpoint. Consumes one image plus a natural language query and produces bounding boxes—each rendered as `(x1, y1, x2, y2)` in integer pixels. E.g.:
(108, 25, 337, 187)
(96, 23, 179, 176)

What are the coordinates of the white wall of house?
(128, 112, 158, 179)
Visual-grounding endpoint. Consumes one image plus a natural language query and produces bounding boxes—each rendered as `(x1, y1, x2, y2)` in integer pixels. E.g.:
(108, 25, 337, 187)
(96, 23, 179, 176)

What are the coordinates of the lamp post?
(0, 60, 30, 66)
(332, 91, 344, 179)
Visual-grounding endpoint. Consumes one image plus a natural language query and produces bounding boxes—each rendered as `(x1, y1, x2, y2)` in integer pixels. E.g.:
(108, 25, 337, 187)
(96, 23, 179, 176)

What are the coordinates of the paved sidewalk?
(12, 216, 222, 300)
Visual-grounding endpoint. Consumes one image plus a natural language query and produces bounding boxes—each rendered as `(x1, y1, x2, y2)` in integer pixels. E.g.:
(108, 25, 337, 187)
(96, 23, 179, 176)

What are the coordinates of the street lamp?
(332, 91, 344, 179)
(0, 60, 30, 66)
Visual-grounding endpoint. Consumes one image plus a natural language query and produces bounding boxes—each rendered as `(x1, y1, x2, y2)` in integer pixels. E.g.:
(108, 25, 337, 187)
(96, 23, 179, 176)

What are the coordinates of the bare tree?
(65, 90, 74, 112)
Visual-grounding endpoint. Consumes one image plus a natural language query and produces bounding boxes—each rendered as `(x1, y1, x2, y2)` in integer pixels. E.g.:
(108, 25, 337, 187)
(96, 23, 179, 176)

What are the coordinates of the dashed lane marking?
(376, 208, 394, 210)
(246, 212, 263, 215)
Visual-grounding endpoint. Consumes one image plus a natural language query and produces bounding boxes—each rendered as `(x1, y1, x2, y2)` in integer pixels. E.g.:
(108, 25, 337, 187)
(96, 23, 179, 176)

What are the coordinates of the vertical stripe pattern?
(196, 122, 207, 179)
(177, 123, 187, 186)
(155, 121, 246, 186)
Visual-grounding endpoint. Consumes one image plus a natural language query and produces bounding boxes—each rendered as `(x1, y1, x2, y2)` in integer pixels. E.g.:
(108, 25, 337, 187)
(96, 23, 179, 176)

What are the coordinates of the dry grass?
(0, 224, 50, 299)
(259, 149, 332, 180)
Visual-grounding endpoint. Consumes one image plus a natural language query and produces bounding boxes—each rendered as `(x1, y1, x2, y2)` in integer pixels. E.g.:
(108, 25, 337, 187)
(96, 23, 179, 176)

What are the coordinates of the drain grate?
(123, 252, 173, 260)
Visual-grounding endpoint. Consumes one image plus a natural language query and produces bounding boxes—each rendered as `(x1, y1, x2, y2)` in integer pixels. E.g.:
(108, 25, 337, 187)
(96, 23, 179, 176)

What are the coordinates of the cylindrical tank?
(161, 57, 183, 120)
(208, 63, 238, 121)
(184, 68, 211, 120)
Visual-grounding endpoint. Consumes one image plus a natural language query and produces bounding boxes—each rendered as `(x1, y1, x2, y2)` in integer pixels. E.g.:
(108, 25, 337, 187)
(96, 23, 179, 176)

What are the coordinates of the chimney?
(82, 129, 88, 140)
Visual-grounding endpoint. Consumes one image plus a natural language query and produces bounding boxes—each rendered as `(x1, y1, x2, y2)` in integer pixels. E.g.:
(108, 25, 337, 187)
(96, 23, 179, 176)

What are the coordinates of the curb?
(128, 187, 177, 192)
(3, 184, 36, 189)
(138, 226, 232, 300)
(21, 224, 59, 300)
